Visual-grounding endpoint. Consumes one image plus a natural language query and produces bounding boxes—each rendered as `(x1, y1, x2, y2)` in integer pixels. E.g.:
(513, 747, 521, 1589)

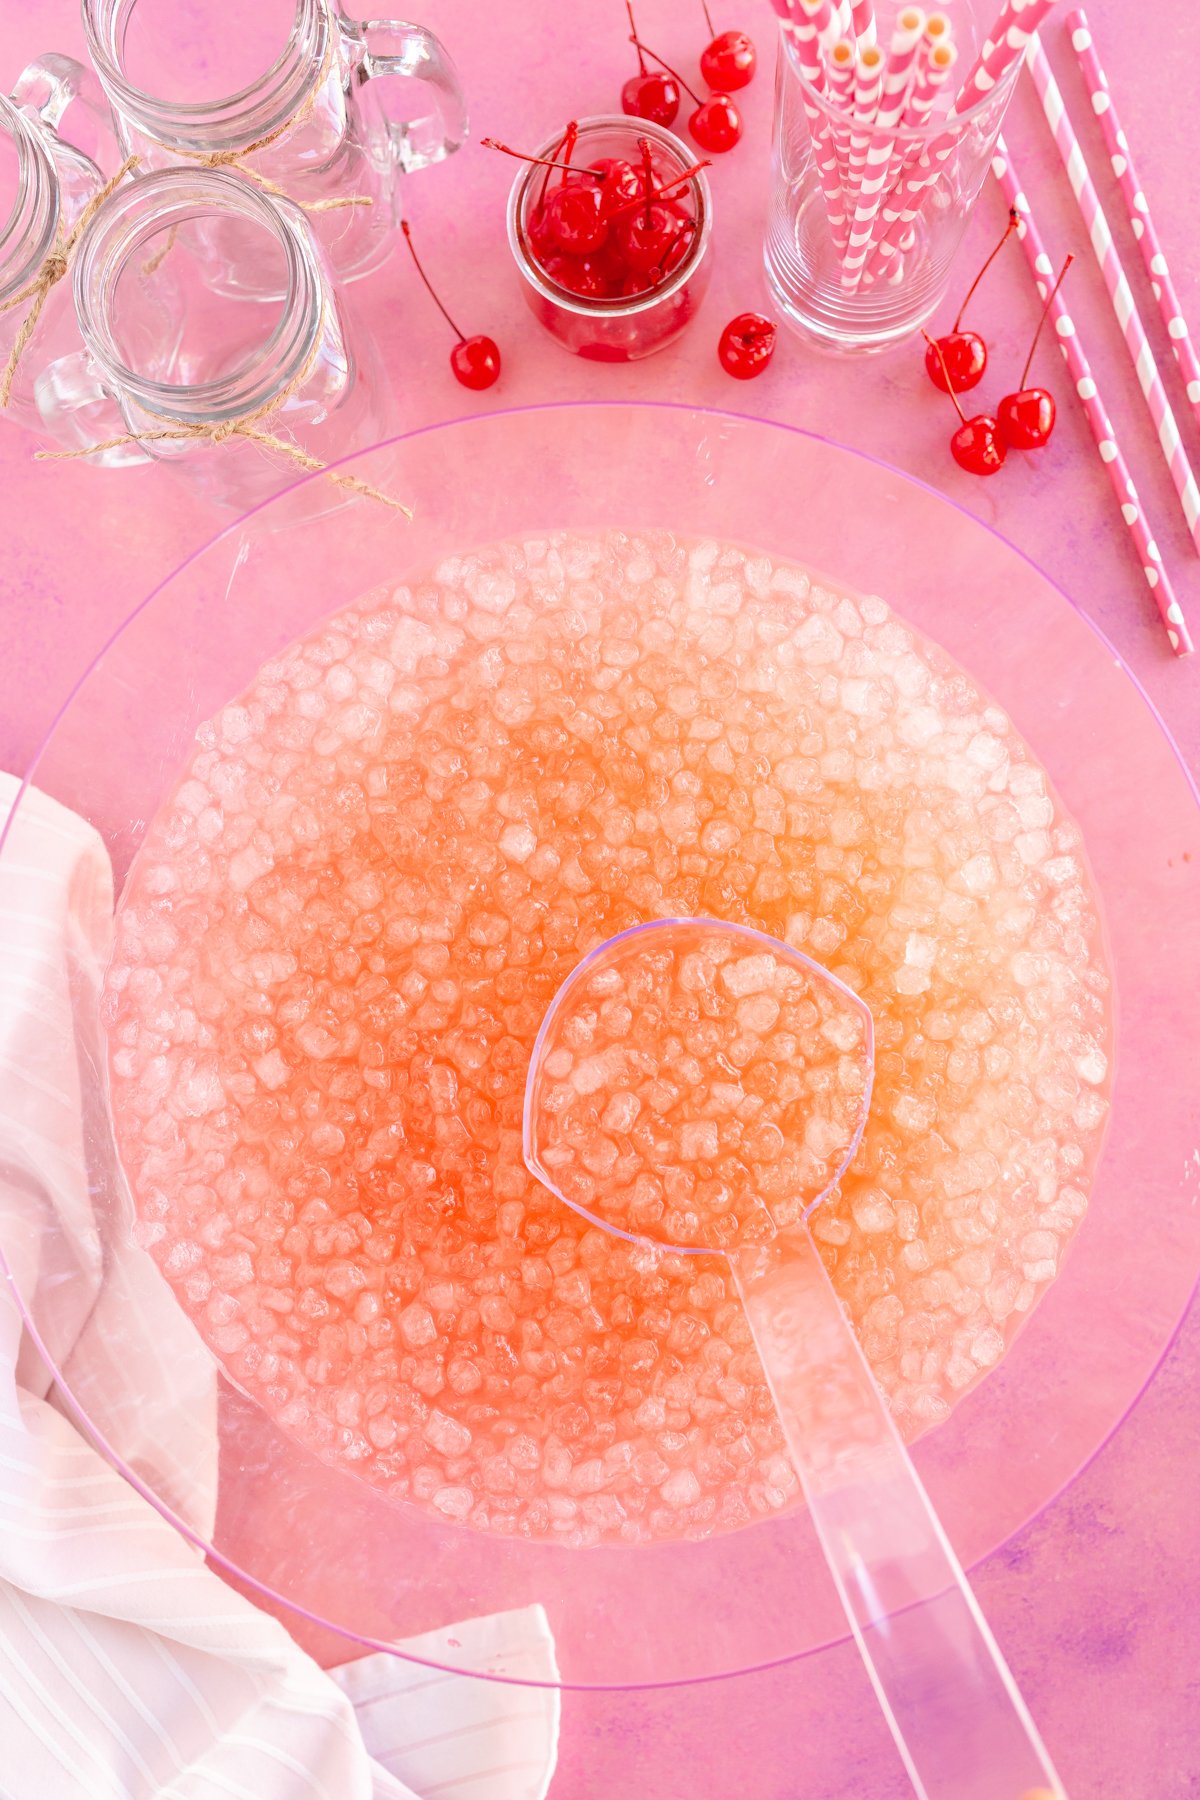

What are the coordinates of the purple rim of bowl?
(1, 399, 1196, 1693)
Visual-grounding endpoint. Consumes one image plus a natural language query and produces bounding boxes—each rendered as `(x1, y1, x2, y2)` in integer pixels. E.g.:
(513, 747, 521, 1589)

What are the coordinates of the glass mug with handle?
(0, 54, 122, 434)
(38, 166, 400, 511)
(83, 0, 468, 296)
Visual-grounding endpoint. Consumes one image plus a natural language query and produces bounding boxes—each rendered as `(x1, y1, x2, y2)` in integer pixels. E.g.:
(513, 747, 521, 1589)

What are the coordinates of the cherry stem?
(923, 331, 967, 423)
(952, 205, 1021, 332)
(633, 35, 704, 104)
(481, 136, 599, 181)
(609, 159, 710, 221)
(626, 0, 648, 73)
(560, 120, 578, 187)
(538, 124, 568, 211)
(701, 0, 717, 36)
(657, 215, 697, 275)
(400, 220, 466, 344)
(1020, 251, 1074, 390)
(640, 137, 654, 229)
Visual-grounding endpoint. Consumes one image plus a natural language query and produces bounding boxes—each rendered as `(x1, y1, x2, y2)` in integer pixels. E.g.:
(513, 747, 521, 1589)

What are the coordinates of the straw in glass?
(769, 0, 851, 253)
(799, 0, 852, 54)
(841, 8, 926, 290)
(849, 0, 877, 46)
(845, 42, 886, 206)
(861, 25, 956, 279)
(863, 0, 1061, 283)
(826, 38, 858, 185)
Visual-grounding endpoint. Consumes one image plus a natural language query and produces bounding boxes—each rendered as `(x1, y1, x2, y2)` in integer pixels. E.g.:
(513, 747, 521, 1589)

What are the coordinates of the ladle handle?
(732, 1234, 1066, 1800)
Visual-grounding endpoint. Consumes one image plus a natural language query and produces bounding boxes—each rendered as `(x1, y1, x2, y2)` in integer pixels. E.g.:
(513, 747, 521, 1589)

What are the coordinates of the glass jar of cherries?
(500, 115, 713, 362)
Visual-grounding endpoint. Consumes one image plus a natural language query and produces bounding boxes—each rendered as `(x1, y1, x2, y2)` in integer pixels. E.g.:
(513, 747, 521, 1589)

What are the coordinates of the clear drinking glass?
(83, 0, 467, 294)
(0, 57, 116, 432)
(44, 166, 397, 508)
(506, 117, 713, 362)
(764, 2, 1020, 355)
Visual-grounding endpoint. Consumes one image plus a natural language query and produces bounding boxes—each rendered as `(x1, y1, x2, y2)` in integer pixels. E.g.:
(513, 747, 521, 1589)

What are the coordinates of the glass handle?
(338, 15, 468, 177)
(31, 350, 150, 467)
(731, 1233, 1067, 1800)
(9, 51, 118, 167)
(4, 57, 132, 455)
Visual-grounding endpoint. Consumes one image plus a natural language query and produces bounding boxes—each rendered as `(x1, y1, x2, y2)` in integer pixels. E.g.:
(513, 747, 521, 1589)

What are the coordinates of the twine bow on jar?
(172, 29, 372, 216)
(0, 154, 139, 407)
(35, 309, 412, 517)
(132, 29, 371, 279)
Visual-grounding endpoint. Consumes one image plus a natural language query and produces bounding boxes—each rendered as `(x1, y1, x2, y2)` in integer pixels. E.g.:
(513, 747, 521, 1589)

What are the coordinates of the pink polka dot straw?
(993, 136, 1193, 657)
(1065, 9, 1200, 438)
(1024, 34, 1200, 559)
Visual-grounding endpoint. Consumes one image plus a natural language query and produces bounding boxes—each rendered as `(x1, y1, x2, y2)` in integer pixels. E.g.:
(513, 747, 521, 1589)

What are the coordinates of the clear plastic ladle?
(523, 918, 1065, 1800)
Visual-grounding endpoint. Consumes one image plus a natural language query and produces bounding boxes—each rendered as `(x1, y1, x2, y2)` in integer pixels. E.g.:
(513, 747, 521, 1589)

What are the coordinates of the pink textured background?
(2, 3, 1198, 1795)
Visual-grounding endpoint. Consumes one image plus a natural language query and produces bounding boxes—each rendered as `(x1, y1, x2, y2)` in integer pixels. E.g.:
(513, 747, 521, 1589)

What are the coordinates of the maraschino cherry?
(589, 156, 643, 217)
(718, 311, 776, 378)
(998, 253, 1072, 450)
(628, 24, 743, 153)
(542, 254, 612, 297)
(615, 139, 687, 272)
(622, 1, 680, 126)
(399, 220, 500, 389)
(691, 92, 742, 153)
(924, 208, 1021, 395)
(924, 332, 1006, 476)
(699, 0, 757, 90)
(544, 180, 609, 254)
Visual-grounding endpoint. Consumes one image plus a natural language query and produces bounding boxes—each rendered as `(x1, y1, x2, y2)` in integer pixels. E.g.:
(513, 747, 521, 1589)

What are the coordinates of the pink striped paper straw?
(993, 136, 1193, 656)
(877, 10, 925, 123)
(885, 29, 955, 168)
(827, 36, 857, 99)
(1025, 35, 1200, 555)
(867, 7, 946, 285)
(863, 22, 955, 276)
(900, 33, 955, 133)
(842, 7, 926, 290)
(845, 43, 885, 205)
(951, 0, 1060, 111)
(1066, 10, 1200, 432)
(849, 0, 877, 47)
(769, 0, 852, 255)
(826, 38, 857, 182)
(766, 0, 805, 60)
(865, 0, 1059, 280)
(798, 0, 847, 54)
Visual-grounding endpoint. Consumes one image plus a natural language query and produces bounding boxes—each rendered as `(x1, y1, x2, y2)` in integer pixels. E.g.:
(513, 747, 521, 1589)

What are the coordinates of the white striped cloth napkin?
(0, 773, 560, 1800)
